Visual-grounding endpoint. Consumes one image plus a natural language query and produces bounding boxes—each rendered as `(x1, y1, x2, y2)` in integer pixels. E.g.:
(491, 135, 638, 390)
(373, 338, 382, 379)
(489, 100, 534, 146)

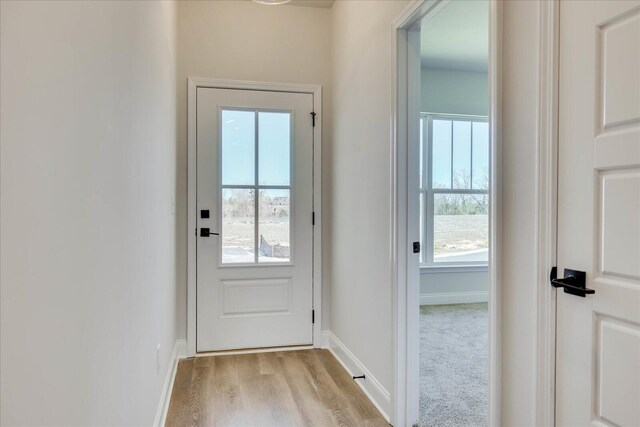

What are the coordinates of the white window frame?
(420, 113, 489, 268)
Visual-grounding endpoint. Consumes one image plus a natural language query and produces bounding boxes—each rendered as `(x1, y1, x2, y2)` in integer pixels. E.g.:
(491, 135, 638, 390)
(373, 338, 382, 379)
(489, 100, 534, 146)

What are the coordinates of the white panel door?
(196, 88, 314, 352)
(557, 1, 640, 425)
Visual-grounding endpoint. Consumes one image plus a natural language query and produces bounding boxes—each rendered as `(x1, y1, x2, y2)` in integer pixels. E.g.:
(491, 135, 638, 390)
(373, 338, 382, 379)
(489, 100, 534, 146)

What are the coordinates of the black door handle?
(550, 267, 595, 297)
(200, 228, 219, 237)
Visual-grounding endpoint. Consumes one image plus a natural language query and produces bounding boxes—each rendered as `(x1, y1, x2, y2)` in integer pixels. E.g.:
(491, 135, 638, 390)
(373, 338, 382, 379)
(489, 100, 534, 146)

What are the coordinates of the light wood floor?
(165, 349, 389, 427)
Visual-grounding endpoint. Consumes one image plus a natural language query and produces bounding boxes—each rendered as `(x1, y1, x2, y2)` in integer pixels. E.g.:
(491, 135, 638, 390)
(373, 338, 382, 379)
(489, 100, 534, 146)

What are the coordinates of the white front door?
(196, 88, 315, 352)
(556, 1, 640, 425)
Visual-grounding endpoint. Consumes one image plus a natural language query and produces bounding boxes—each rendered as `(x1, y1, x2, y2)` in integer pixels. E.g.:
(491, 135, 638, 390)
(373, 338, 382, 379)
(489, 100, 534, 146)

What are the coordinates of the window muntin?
(420, 114, 489, 266)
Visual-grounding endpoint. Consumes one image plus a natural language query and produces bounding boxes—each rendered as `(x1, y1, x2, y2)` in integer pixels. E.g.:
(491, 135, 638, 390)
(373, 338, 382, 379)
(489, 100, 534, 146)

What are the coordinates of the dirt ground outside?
(221, 214, 487, 257)
(433, 214, 488, 255)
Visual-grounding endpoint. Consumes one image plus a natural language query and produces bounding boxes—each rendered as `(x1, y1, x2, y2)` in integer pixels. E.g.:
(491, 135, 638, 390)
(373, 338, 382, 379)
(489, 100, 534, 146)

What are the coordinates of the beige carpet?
(419, 303, 488, 427)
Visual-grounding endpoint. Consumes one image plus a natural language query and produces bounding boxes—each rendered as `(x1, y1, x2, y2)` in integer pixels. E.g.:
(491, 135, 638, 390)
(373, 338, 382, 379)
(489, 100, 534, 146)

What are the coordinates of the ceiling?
(288, 0, 335, 8)
(247, 0, 334, 7)
(420, 0, 488, 72)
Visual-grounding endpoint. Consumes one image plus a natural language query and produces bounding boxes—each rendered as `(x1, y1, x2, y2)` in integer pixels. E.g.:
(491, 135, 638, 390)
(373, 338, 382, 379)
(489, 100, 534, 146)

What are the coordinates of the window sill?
(420, 264, 489, 274)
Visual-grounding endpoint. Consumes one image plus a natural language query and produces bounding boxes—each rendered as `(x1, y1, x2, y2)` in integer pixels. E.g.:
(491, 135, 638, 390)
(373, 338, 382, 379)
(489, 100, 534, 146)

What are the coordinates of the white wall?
(0, 1, 546, 425)
(421, 68, 489, 116)
(0, 1, 178, 425)
(329, 0, 410, 398)
(420, 270, 488, 304)
(176, 0, 332, 332)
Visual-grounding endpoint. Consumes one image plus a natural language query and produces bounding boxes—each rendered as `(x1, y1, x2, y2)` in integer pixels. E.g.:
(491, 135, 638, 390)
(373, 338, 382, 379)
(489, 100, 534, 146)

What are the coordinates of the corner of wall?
(153, 339, 187, 427)
(322, 330, 391, 422)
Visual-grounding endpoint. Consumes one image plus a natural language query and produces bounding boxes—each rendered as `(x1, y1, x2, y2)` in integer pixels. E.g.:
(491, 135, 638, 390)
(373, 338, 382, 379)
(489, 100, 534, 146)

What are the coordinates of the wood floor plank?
(165, 349, 389, 427)
(274, 351, 337, 426)
(315, 350, 383, 421)
(165, 359, 195, 427)
(296, 351, 358, 426)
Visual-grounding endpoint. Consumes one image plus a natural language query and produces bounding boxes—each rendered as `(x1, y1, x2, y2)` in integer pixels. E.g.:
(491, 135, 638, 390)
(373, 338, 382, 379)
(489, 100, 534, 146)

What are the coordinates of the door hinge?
(312, 309, 315, 324)
(310, 112, 317, 127)
(312, 211, 316, 225)
(195, 228, 197, 236)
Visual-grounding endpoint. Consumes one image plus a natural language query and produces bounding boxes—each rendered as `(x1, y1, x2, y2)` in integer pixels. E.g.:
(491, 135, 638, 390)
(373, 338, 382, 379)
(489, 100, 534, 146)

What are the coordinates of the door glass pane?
(259, 112, 291, 186)
(258, 189, 290, 263)
(472, 121, 489, 189)
(222, 110, 255, 186)
(221, 188, 255, 264)
(433, 193, 488, 263)
(452, 121, 472, 189)
(432, 119, 452, 189)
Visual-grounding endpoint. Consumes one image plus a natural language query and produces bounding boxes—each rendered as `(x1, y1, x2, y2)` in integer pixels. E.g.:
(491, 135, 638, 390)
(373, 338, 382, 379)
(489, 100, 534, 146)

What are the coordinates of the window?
(419, 114, 489, 266)
(221, 109, 292, 264)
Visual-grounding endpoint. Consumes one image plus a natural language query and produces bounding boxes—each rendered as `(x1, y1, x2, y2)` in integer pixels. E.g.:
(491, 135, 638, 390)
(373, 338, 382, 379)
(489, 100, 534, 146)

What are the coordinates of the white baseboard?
(420, 291, 488, 305)
(321, 330, 391, 422)
(154, 339, 187, 427)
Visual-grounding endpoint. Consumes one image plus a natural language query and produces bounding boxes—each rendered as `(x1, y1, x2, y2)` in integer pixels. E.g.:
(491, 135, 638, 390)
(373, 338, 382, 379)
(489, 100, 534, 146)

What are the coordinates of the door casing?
(187, 78, 322, 357)
(391, 1, 503, 426)
(534, 2, 561, 425)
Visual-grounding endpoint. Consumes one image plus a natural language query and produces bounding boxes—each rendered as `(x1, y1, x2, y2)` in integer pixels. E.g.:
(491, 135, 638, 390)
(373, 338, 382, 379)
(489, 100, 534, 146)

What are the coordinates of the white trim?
(321, 329, 330, 348)
(187, 78, 322, 357)
(420, 291, 489, 306)
(322, 331, 392, 423)
(195, 345, 313, 357)
(535, 1, 559, 425)
(421, 265, 488, 273)
(487, 2, 503, 426)
(391, 3, 441, 425)
(153, 339, 187, 427)
(420, 291, 489, 305)
(392, 1, 502, 426)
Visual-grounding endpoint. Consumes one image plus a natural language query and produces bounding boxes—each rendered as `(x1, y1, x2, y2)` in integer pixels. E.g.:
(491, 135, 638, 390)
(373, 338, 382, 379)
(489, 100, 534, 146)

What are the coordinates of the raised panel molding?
(221, 277, 292, 316)
(595, 6, 640, 169)
(598, 7, 640, 130)
(600, 170, 640, 280)
(597, 317, 640, 427)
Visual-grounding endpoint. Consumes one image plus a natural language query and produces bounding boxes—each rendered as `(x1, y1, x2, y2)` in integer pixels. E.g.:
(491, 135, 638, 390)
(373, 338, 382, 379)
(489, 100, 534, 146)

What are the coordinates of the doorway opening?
(417, 3, 490, 425)
(392, 1, 501, 426)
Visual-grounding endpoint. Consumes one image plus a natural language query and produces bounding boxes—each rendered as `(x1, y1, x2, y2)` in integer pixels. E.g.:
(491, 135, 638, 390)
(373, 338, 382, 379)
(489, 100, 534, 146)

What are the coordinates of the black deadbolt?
(413, 242, 421, 254)
(201, 209, 210, 219)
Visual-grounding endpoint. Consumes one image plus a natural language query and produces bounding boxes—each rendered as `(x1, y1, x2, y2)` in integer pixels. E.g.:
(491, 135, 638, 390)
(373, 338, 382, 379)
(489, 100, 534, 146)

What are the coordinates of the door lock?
(200, 228, 219, 237)
(550, 267, 595, 297)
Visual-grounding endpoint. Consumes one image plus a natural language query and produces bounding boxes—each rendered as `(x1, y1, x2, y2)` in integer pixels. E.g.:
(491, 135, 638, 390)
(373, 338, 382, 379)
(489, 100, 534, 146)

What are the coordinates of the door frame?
(391, 1, 504, 425)
(186, 78, 322, 357)
(535, 1, 560, 425)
